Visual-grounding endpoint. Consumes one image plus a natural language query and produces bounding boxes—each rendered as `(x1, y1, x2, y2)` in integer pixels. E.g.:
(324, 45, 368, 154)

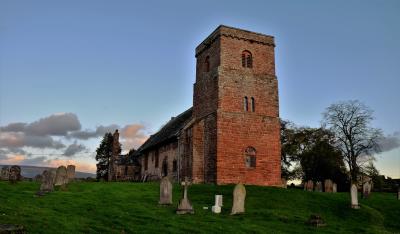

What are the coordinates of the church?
(111, 25, 281, 186)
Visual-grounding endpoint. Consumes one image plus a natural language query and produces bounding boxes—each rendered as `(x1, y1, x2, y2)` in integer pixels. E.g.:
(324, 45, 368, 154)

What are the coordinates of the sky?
(0, 0, 399, 177)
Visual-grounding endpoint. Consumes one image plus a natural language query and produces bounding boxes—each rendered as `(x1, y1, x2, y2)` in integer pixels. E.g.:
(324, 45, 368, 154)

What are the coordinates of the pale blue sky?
(0, 0, 399, 176)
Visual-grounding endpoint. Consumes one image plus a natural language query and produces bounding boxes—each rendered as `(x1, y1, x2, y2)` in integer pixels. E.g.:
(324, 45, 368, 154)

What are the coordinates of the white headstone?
(351, 184, 359, 209)
(215, 195, 223, 207)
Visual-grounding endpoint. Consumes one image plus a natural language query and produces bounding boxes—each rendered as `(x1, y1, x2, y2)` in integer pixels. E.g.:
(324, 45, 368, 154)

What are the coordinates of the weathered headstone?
(176, 177, 194, 214)
(332, 183, 337, 193)
(324, 179, 333, 193)
(159, 176, 172, 205)
(231, 183, 246, 215)
(38, 170, 55, 194)
(315, 181, 323, 192)
(54, 166, 68, 186)
(9, 165, 21, 183)
(1, 166, 9, 180)
(306, 180, 314, 192)
(362, 181, 371, 198)
(281, 178, 287, 189)
(350, 183, 359, 209)
(66, 165, 76, 182)
(212, 195, 223, 214)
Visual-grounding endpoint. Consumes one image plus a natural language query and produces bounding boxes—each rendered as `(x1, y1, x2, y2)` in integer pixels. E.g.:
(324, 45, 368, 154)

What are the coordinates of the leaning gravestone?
(38, 170, 55, 194)
(362, 181, 371, 198)
(159, 176, 173, 205)
(350, 183, 360, 209)
(1, 166, 9, 180)
(176, 177, 194, 214)
(54, 166, 68, 186)
(66, 165, 76, 182)
(332, 183, 337, 193)
(324, 179, 333, 193)
(231, 183, 246, 215)
(9, 165, 21, 184)
(315, 181, 323, 192)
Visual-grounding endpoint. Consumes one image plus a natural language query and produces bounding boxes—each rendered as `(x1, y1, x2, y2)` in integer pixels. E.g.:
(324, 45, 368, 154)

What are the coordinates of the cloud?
(63, 142, 87, 157)
(378, 132, 400, 153)
(0, 132, 65, 149)
(0, 113, 81, 136)
(68, 124, 119, 140)
(120, 124, 148, 151)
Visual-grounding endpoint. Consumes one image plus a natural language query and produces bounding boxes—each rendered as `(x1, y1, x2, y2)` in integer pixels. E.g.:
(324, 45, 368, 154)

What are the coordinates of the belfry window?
(245, 147, 256, 168)
(242, 50, 252, 68)
(205, 56, 210, 72)
(251, 97, 255, 112)
(244, 96, 249, 111)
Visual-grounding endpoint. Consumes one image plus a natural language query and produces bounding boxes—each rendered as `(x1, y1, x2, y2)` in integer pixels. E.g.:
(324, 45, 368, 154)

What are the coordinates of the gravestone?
(212, 195, 223, 214)
(159, 176, 172, 205)
(50, 169, 57, 184)
(315, 181, 323, 192)
(9, 165, 21, 183)
(324, 179, 333, 193)
(176, 177, 194, 214)
(362, 181, 371, 198)
(66, 165, 76, 182)
(281, 178, 287, 189)
(54, 166, 68, 186)
(332, 183, 337, 193)
(231, 183, 246, 215)
(350, 183, 359, 209)
(306, 180, 314, 192)
(1, 166, 9, 180)
(38, 170, 55, 194)
(397, 188, 400, 200)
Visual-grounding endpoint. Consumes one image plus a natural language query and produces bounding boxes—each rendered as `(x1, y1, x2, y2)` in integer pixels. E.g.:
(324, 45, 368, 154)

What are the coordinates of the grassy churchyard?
(0, 181, 399, 233)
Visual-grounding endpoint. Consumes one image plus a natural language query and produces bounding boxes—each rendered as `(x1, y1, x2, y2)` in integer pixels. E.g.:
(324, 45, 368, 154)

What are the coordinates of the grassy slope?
(0, 181, 399, 234)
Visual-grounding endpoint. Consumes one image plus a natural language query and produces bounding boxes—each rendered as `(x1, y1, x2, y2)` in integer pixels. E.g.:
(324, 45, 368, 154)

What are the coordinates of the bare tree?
(322, 100, 382, 183)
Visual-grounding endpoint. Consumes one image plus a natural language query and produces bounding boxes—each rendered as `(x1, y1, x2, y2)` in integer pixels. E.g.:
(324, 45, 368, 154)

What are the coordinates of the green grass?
(0, 181, 399, 233)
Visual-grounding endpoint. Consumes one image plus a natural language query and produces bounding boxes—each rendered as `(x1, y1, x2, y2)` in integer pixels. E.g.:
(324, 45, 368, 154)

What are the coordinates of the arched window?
(244, 96, 248, 111)
(205, 56, 210, 72)
(242, 50, 252, 68)
(245, 147, 256, 168)
(251, 97, 255, 112)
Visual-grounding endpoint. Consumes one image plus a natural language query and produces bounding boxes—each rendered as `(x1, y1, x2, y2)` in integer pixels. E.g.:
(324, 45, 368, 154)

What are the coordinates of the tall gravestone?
(54, 166, 68, 186)
(9, 165, 21, 183)
(159, 176, 173, 205)
(67, 165, 76, 182)
(176, 177, 194, 214)
(315, 181, 323, 192)
(362, 181, 371, 198)
(350, 184, 359, 209)
(231, 183, 246, 215)
(332, 183, 337, 193)
(39, 170, 55, 194)
(324, 179, 333, 193)
(1, 166, 9, 180)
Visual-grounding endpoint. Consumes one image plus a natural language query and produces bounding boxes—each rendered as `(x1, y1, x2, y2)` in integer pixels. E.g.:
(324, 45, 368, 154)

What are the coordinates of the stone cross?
(159, 176, 172, 205)
(350, 183, 360, 209)
(212, 195, 223, 214)
(176, 177, 194, 214)
(231, 183, 246, 215)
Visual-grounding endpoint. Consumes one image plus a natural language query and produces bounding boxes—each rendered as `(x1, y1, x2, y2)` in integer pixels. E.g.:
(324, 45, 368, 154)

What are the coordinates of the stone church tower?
(191, 26, 281, 186)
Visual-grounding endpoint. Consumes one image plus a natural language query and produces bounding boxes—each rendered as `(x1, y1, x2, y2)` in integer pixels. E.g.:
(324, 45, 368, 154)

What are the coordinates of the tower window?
(242, 50, 252, 68)
(245, 147, 256, 168)
(205, 56, 210, 72)
(251, 97, 255, 112)
(244, 96, 248, 111)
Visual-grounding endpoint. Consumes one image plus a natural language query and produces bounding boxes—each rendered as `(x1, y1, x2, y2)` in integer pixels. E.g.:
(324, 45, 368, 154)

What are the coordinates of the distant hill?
(0, 165, 95, 178)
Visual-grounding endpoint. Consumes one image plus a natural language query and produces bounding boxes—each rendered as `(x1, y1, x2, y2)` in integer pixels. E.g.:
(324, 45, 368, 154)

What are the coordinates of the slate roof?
(134, 107, 193, 155)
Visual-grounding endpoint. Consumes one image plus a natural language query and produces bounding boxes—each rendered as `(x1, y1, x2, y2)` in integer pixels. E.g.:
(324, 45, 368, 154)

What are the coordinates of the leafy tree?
(322, 100, 382, 183)
(95, 132, 113, 180)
